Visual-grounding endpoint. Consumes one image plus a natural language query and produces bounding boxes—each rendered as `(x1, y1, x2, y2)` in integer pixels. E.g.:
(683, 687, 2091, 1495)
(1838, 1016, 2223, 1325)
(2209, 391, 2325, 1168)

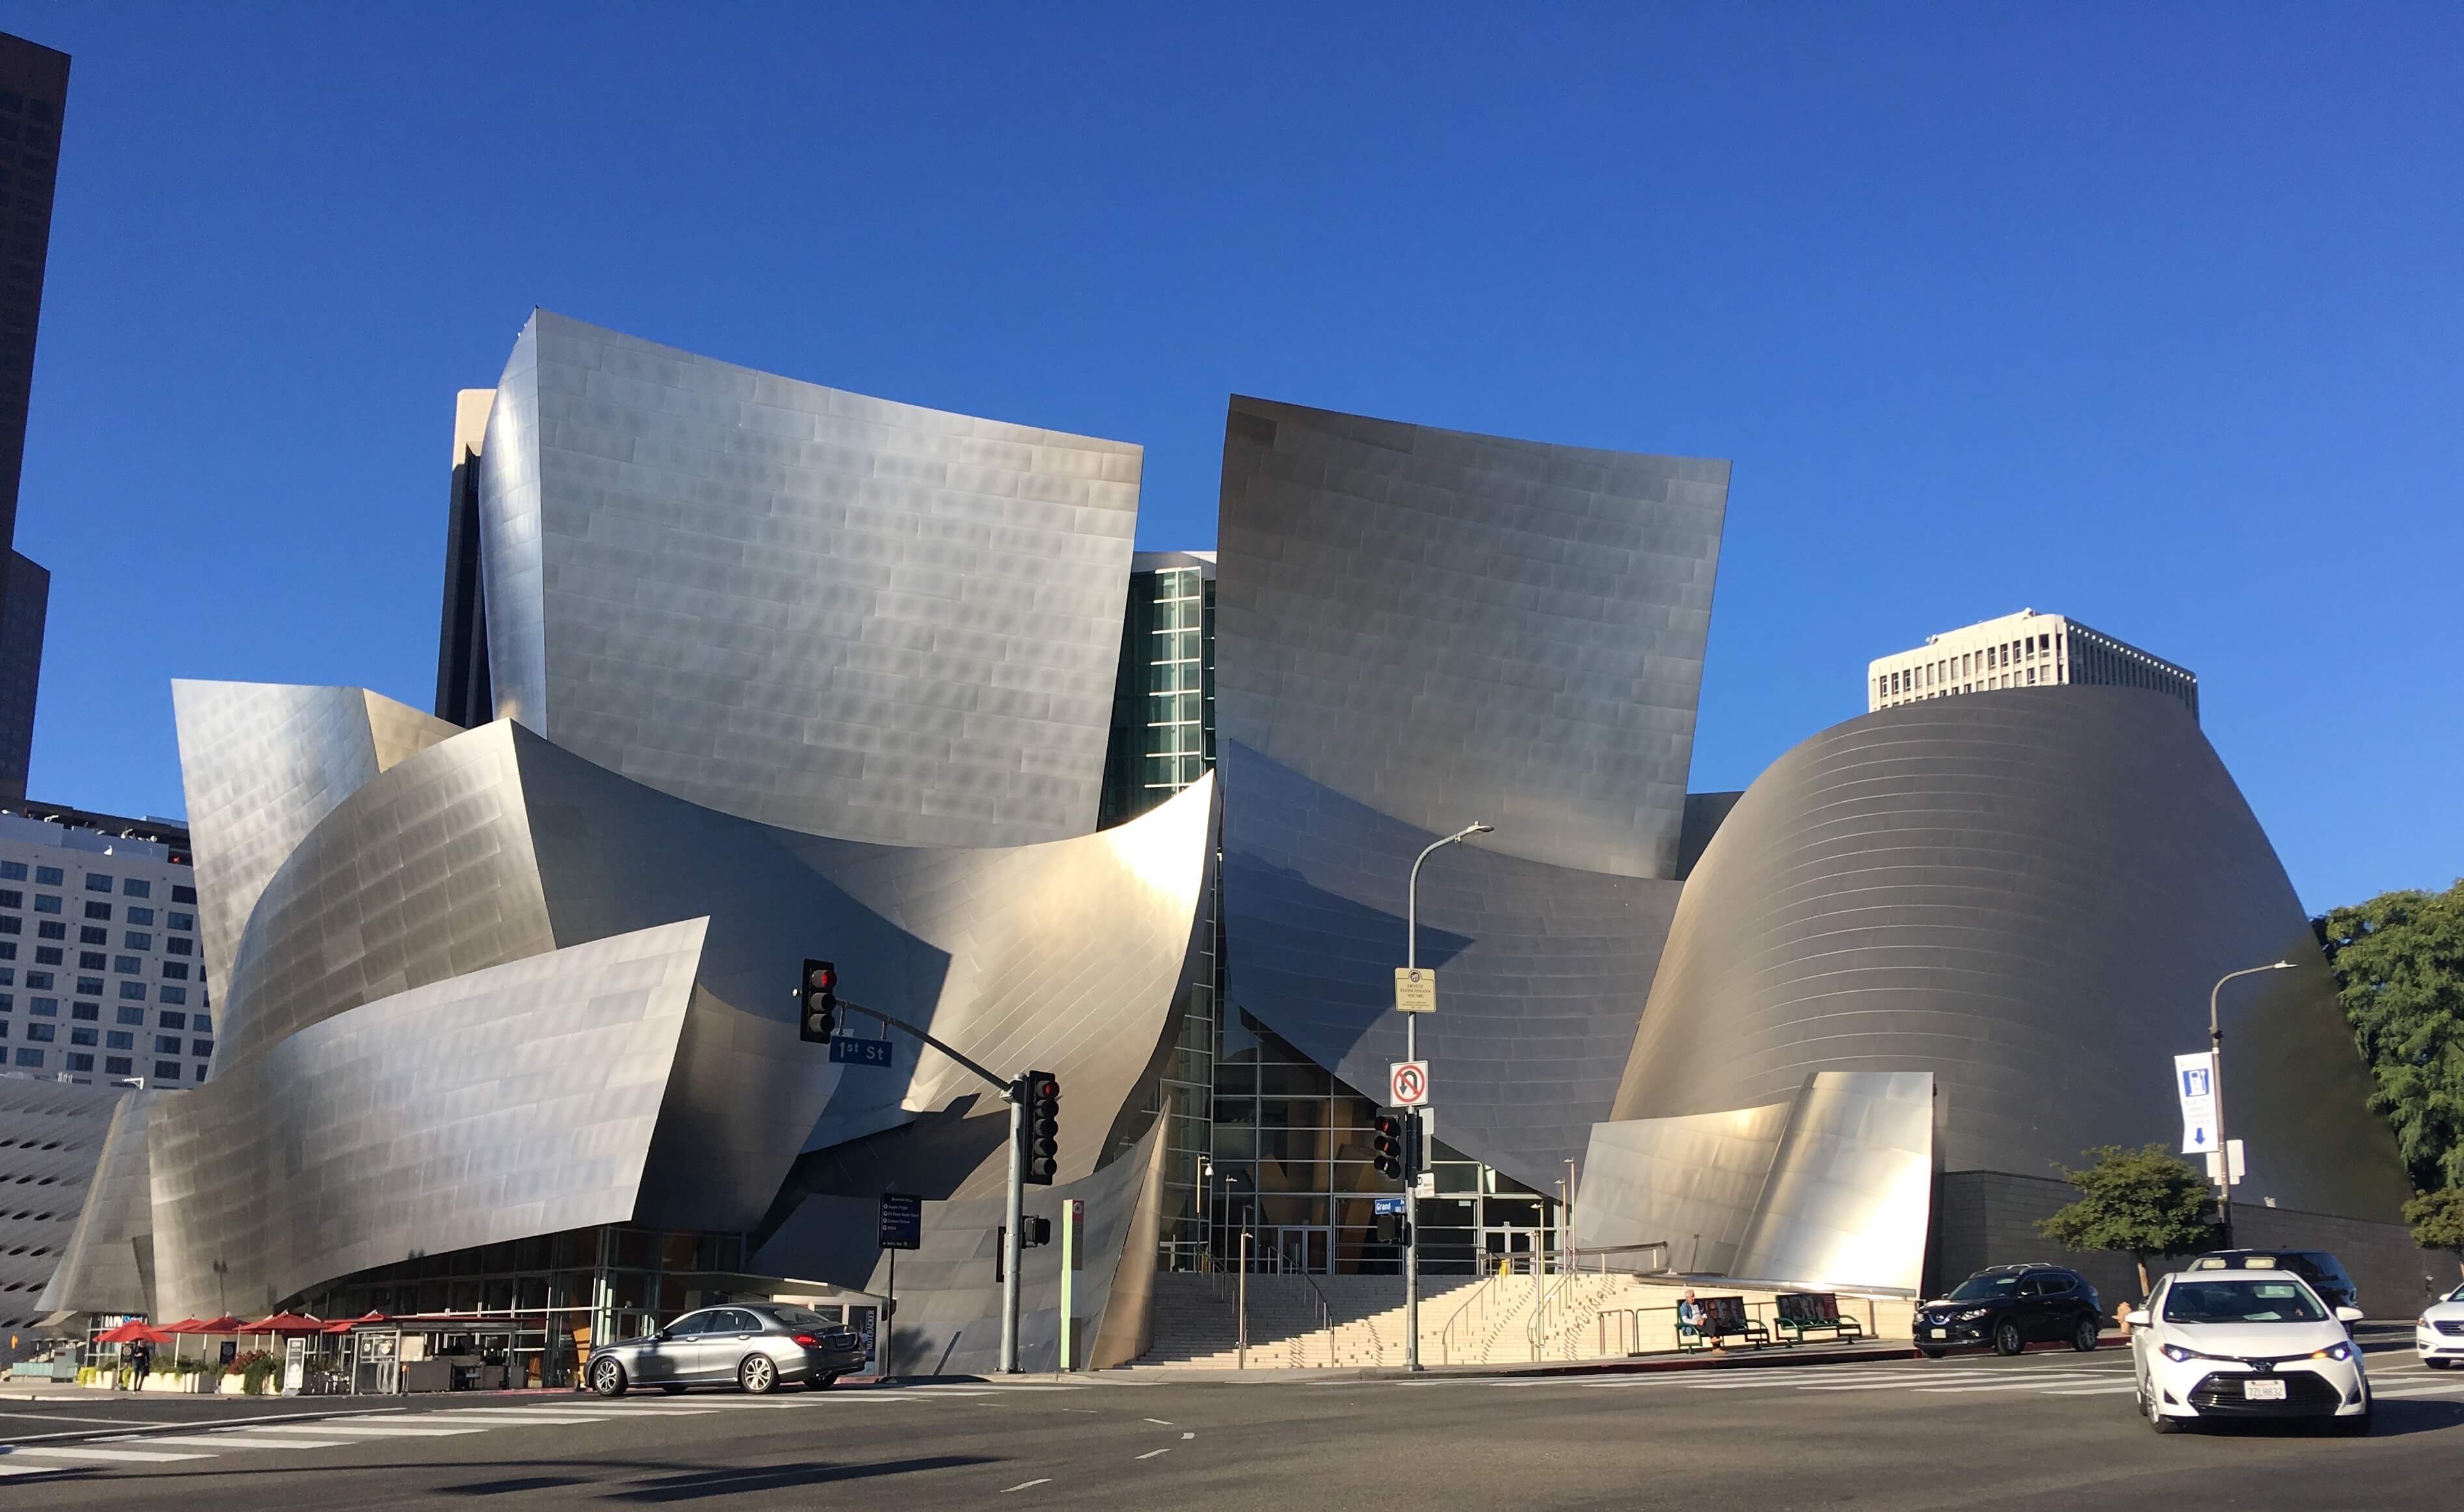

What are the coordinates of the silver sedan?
(585, 1305, 867, 1396)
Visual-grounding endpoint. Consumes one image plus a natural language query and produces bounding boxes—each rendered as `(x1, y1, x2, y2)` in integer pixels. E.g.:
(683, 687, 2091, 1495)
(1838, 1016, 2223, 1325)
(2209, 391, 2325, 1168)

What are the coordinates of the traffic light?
(1023, 1215, 1052, 1248)
(1374, 1210, 1404, 1245)
(1019, 1071, 1061, 1185)
(1403, 1109, 1425, 1183)
(1372, 1112, 1404, 1182)
(798, 959, 838, 1044)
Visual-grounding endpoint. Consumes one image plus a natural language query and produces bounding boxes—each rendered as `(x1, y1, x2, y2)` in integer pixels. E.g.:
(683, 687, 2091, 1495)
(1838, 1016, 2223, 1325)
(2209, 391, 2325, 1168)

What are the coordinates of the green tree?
(2039, 1143, 2217, 1297)
(2316, 881, 2464, 1191)
(2408, 1187, 2464, 1282)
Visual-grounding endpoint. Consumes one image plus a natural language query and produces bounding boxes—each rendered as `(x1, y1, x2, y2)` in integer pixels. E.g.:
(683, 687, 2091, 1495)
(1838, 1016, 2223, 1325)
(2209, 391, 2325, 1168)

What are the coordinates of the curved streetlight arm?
(2208, 960, 2296, 1248)
(1406, 823, 1492, 972)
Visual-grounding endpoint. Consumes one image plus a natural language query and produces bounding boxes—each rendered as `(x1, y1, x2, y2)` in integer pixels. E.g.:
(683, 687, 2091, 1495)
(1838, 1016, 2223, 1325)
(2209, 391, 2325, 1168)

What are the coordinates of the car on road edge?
(1913, 1264, 2105, 1359)
(2419, 1280, 2464, 1370)
(584, 1304, 867, 1396)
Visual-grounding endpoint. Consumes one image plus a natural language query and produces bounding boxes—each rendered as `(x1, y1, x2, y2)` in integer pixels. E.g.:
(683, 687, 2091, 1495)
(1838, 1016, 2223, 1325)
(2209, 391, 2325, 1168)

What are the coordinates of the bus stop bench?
(1772, 1292, 1865, 1345)
(1677, 1297, 1768, 1351)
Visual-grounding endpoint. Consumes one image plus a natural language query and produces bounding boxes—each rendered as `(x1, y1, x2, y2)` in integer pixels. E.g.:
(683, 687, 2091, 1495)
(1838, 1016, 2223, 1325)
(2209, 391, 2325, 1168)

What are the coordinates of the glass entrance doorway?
(1261, 1227, 1329, 1273)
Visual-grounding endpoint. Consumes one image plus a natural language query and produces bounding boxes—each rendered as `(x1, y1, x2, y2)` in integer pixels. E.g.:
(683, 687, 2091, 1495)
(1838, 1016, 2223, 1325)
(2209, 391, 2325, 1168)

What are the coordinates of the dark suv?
(1916, 1264, 2106, 1358)
(2186, 1250, 2359, 1314)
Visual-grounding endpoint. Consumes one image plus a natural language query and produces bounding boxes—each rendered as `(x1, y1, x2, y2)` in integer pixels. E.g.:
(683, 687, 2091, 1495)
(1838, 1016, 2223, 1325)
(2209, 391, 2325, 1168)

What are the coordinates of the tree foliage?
(2407, 1187, 2464, 1279)
(2316, 880, 2464, 1191)
(2040, 1143, 2216, 1295)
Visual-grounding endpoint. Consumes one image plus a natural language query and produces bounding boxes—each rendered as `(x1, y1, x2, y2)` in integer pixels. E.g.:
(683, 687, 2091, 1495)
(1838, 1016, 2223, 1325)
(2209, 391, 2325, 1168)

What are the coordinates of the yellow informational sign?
(1394, 966, 1438, 1015)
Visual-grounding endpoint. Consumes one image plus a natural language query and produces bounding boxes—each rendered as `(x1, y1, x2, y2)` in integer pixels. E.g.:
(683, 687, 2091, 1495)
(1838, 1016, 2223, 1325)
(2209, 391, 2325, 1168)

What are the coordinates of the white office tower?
(0, 804, 212, 1086)
(1868, 609, 2198, 722)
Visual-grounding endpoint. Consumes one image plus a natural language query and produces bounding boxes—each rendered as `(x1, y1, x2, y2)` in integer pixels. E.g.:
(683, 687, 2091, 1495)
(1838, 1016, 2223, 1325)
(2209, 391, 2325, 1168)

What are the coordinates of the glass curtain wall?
(1206, 1011, 1553, 1275)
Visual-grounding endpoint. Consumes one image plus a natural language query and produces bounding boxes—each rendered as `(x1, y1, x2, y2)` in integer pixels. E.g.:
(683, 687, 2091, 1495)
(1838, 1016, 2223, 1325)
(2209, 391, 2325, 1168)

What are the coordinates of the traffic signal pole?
(1001, 1083, 1026, 1374)
(1402, 822, 1489, 1374)
(824, 997, 1036, 1373)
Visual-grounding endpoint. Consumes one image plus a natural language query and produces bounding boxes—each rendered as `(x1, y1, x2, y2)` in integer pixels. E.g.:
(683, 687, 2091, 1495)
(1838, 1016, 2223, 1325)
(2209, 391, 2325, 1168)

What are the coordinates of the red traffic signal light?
(798, 958, 838, 1044)
(1372, 1113, 1404, 1180)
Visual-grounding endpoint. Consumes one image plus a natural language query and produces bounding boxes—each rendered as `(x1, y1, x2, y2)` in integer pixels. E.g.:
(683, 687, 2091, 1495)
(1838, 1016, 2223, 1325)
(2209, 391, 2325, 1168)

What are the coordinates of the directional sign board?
(1389, 1060, 1430, 1107)
(2175, 1052, 2217, 1155)
(1393, 967, 1438, 1015)
(2204, 1139, 2246, 1186)
(878, 1193, 922, 1251)
(832, 1036, 894, 1068)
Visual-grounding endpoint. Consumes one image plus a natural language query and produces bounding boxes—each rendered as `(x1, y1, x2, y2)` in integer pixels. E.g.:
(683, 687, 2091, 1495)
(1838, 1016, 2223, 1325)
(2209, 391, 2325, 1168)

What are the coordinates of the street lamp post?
(2209, 960, 2296, 1247)
(1403, 821, 1490, 1373)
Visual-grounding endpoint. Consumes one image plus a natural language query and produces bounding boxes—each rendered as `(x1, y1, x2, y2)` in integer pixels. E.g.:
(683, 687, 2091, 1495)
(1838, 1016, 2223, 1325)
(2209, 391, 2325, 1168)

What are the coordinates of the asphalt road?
(3, 1342, 2461, 1509)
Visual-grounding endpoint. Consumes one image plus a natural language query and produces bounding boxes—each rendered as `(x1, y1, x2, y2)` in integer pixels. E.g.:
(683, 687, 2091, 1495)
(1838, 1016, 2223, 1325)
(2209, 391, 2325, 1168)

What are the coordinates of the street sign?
(1389, 1060, 1430, 1107)
(2204, 1139, 2246, 1186)
(1373, 1197, 1405, 1216)
(1394, 967, 1438, 1015)
(878, 1192, 922, 1251)
(2175, 1052, 2217, 1154)
(832, 1036, 894, 1068)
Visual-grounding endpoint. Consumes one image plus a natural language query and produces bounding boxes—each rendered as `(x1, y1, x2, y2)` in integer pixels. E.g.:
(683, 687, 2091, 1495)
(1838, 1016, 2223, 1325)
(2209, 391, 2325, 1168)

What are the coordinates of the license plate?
(1922, 1328, 1942, 1338)
(2243, 1378, 2287, 1401)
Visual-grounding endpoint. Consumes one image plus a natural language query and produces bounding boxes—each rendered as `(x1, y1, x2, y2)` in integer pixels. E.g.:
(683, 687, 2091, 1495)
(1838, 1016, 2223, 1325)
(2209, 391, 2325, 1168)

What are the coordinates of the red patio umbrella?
(239, 1312, 327, 1334)
(322, 1312, 386, 1335)
(186, 1314, 247, 1334)
(94, 1321, 174, 1345)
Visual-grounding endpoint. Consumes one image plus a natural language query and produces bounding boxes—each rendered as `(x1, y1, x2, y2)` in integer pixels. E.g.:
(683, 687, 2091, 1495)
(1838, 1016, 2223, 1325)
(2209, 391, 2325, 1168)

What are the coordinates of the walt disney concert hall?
(38, 310, 2424, 1378)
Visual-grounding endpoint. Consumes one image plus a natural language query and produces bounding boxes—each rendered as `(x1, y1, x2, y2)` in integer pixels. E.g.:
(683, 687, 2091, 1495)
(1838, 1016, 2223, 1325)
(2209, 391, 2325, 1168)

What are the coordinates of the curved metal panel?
(1613, 687, 2413, 1223)
(1730, 1072, 1935, 1293)
(6, 1079, 143, 1329)
(213, 720, 556, 1067)
(171, 681, 461, 992)
(148, 919, 707, 1321)
(1221, 740, 1681, 1190)
(477, 310, 1140, 849)
(1575, 1097, 1792, 1273)
(1214, 395, 1728, 879)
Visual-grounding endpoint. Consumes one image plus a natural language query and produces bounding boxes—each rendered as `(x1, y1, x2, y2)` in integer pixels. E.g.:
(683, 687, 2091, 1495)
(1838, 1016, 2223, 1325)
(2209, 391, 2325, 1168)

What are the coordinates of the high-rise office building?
(0, 803, 213, 1087)
(0, 33, 68, 801)
(1868, 607, 2198, 721)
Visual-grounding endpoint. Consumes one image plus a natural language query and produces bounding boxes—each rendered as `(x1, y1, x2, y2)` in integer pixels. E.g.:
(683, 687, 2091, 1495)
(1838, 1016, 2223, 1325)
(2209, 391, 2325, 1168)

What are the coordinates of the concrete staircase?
(1138, 1270, 1913, 1370)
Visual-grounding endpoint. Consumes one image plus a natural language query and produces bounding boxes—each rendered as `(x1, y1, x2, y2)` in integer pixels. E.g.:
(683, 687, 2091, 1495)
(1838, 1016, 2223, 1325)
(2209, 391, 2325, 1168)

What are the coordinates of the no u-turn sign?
(1389, 1060, 1430, 1107)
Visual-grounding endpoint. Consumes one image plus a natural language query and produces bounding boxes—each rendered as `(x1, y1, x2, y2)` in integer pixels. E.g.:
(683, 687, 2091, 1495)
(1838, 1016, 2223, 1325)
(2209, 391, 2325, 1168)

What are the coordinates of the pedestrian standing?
(127, 1340, 152, 1392)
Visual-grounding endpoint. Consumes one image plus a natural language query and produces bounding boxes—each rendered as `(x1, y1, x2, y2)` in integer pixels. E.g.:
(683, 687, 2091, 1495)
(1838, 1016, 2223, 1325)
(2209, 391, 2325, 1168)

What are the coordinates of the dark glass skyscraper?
(0, 32, 67, 799)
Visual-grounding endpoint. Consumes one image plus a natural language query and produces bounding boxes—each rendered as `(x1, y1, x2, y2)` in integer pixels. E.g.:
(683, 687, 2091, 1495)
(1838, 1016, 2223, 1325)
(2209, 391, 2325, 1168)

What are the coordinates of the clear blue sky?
(6, 3, 2457, 912)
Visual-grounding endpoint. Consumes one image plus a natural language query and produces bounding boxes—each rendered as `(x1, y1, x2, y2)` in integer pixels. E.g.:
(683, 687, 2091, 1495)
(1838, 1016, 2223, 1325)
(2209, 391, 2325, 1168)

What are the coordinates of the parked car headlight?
(2309, 1342, 2354, 1362)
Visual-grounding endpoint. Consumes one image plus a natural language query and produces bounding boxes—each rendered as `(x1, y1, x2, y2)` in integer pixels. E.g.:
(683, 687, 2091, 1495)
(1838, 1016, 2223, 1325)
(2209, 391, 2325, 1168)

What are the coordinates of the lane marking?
(1181, 1431, 1196, 1439)
(1136, 1447, 1172, 1460)
(0, 1444, 213, 1463)
(1144, 1418, 1173, 1426)
(126, 1435, 353, 1450)
(2044, 1386, 2141, 1396)
(0, 1463, 75, 1478)
(1002, 1479, 1052, 1492)
(1912, 1379, 2126, 1395)
(246, 1423, 489, 1437)
(0, 1410, 194, 1426)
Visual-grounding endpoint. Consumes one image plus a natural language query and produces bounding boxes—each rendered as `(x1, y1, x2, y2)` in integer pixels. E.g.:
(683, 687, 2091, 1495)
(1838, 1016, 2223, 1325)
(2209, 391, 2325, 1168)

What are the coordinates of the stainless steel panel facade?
(1730, 1072, 1936, 1293)
(1220, 741, 1683, 1191)
(1575, 1071, 1935, 1292)
(1612, 688, 2414, 1224)
(475, 311, 1141, 850)
(1214, 395, 1728, 880)
(147, 919, 708, 1321)
(211, 720, 555, 1067)
(34, 1087, 159, 1320)
(171, 681, 461, 1000)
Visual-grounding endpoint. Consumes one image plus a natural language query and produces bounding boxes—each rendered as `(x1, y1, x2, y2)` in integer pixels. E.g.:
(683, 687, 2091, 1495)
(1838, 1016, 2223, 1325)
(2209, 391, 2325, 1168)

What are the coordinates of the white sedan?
(2420, 1282, 2464, 1369)
(2130, 1266, 2370, 1434)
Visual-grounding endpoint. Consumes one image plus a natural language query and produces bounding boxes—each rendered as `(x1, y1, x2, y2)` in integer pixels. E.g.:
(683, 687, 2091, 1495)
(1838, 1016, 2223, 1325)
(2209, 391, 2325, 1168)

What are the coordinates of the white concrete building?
(1869, 609, 2197, 722)
(0, 804, 212, 1087)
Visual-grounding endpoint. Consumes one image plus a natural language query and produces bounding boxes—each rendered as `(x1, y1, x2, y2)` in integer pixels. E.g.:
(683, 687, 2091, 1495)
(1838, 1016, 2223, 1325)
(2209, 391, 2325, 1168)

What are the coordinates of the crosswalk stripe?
(0, 1462, 75, 1477)
(2044, 1386, 2142, 1396)
(1, 1444, 214, 1463)
(2374, 1382, 2464, 1397)
(420, 1411, 642, 1423)
(1915, 1379, 2119, 1394)
(247, 1423, 487, 1437)
(122, 1448, 355, 1457)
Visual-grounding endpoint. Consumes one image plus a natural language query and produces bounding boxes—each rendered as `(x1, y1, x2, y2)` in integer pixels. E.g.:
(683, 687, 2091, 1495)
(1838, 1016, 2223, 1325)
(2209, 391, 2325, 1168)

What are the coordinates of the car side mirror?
(2124, 1310, 2150, 1329)
(2335, 1306, 2363, 1324)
